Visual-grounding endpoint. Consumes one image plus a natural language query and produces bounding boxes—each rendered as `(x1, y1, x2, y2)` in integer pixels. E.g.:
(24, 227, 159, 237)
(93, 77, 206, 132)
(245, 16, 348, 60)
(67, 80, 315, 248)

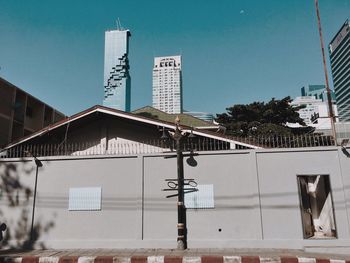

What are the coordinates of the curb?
(0, 256, 349, 263)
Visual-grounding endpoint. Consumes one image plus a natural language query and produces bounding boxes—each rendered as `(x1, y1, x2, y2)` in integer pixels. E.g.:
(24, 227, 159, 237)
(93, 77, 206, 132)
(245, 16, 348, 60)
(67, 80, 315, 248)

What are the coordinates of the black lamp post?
(174, 119, 187, 249)
(25, 151, 43, 241)
(162, 117, 198, 250)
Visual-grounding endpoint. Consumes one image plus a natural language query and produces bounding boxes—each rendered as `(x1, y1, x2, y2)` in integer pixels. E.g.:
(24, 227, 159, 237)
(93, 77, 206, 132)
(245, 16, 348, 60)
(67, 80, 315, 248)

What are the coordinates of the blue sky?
(0, 0, 349, 116)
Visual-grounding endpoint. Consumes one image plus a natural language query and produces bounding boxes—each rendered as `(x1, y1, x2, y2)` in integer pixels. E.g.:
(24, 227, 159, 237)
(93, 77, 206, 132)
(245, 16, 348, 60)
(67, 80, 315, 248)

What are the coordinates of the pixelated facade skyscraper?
(103, 28, 131, 112)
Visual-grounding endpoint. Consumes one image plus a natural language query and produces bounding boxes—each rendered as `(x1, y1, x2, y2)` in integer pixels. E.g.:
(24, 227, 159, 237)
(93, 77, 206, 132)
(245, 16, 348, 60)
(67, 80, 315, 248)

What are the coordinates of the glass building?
(152, 55, 182, 114)
(103, 29, 131, 112)
(329, 20, 350, 122)
(185, 111, 214, 122)
(301, 84, 336, 103)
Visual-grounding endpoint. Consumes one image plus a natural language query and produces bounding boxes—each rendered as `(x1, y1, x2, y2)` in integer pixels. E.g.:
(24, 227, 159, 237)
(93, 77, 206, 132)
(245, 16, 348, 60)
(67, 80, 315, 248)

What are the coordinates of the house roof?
(3, 105, 261, 149)
(133, 106, 218, 129)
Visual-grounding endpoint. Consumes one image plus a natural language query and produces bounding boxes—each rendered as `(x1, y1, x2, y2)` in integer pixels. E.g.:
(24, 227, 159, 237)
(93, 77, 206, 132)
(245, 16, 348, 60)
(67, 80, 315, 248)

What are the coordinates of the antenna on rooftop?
(116, 18, 123, 30)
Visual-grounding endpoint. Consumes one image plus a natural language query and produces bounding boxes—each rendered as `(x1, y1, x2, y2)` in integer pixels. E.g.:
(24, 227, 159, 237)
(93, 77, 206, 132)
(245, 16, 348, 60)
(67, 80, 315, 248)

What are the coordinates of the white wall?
(1, 147, 350, 253)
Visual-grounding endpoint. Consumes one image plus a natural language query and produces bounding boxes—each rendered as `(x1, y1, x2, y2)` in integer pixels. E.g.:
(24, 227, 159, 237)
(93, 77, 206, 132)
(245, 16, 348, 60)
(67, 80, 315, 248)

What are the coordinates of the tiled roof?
(133, 106, 216, 128)
(2, 105, 260, 149)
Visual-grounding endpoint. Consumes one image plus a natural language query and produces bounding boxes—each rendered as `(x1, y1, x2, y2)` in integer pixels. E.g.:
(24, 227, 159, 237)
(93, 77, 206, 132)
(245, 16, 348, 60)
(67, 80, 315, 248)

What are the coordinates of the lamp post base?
(177, 239, 185, 250)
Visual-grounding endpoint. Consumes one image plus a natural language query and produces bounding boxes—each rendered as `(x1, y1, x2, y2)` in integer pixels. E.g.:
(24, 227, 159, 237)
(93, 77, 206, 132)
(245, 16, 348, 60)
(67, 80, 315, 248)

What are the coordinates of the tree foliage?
(216, 96, 312, 136)
(0, 163, 55, 249)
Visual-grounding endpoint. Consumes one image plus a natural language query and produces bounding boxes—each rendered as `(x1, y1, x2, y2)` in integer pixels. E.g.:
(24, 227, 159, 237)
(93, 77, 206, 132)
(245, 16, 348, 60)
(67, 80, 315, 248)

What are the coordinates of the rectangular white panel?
(185, 184, 214, 209)
(68, 187, 102, 211)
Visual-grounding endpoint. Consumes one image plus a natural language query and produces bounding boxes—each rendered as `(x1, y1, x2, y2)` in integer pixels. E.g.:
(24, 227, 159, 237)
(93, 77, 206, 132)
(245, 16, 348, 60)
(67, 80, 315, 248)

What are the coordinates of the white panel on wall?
(68, 187, 102, 211)
(185, 184, 214, 209)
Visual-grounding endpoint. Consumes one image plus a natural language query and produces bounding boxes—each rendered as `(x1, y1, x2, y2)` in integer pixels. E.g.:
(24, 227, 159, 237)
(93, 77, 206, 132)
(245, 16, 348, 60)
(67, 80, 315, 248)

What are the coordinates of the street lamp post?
(162, 117, 198, 250)
(173, 120, 187, 249)
(25, 151, 43, 242)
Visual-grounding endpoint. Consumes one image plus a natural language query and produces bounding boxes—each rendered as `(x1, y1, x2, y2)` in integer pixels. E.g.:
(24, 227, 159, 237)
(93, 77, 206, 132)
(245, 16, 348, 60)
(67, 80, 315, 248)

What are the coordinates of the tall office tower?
(152, 55, 182, 114)
(103, 28, 131, 112)
(329, 20, 350, 122)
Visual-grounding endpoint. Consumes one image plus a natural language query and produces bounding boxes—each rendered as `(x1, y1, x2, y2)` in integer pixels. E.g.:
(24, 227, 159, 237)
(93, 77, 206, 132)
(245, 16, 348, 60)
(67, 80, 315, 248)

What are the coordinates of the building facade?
(152, 55, 182, 114)
(0, 77, 65, 147)
(185, 111, 214, 122)
(329, 20, 350, 122)
(290, 96, 338, 131)
(103, 28, 131, 112)
(301, 84, 336, 103)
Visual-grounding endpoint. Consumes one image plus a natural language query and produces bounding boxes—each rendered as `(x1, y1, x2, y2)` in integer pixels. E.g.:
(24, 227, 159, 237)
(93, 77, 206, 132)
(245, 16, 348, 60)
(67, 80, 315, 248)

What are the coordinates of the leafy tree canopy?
(216, 96, 312, 136)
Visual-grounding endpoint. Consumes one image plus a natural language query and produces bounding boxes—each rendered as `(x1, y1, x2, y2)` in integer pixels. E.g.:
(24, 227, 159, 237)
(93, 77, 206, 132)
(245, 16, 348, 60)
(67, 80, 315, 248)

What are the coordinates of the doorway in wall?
(297, 175, 337, 239)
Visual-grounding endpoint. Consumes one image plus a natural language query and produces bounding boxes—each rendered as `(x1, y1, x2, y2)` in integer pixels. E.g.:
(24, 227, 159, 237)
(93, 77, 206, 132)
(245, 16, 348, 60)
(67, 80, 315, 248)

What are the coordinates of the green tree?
(216, 96, 312, 136)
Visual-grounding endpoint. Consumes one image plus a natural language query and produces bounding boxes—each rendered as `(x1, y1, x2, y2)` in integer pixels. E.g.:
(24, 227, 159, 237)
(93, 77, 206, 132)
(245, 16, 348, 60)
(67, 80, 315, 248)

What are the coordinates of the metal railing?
(0, 138, 230, 158)
(0, 135, 336, 158)
(232, 134, 335, 149)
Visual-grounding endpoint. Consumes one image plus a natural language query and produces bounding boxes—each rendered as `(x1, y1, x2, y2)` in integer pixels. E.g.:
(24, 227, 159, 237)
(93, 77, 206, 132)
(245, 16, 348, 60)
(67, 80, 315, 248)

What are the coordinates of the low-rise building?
(289, 96, 338, 132)
(3, 105, 258, 153)
(184, 111, 215, 123)
(0, 77, 65, 147)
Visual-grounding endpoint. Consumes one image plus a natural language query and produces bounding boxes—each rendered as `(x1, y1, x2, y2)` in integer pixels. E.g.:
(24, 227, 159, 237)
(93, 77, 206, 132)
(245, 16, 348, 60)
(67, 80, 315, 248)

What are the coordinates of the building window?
(297, 175, 337, 239)
(26, 106, 33, 117)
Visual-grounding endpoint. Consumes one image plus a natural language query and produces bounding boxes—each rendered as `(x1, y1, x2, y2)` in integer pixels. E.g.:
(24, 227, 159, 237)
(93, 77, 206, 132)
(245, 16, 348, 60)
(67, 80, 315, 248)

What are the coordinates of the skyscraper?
(329, 20, 350, 122)
(152, 55, 182, 114)
(103, 28, 131, 112)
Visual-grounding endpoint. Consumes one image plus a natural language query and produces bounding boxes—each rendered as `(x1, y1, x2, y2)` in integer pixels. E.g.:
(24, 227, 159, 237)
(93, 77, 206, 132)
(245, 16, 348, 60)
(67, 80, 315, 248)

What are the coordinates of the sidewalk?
(0, 249, 350, 263)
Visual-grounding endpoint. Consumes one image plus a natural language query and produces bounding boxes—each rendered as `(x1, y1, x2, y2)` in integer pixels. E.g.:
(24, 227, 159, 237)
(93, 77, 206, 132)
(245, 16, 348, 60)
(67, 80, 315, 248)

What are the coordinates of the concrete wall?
(1, 146, 350, 253)
(256, 149, 350, 253)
